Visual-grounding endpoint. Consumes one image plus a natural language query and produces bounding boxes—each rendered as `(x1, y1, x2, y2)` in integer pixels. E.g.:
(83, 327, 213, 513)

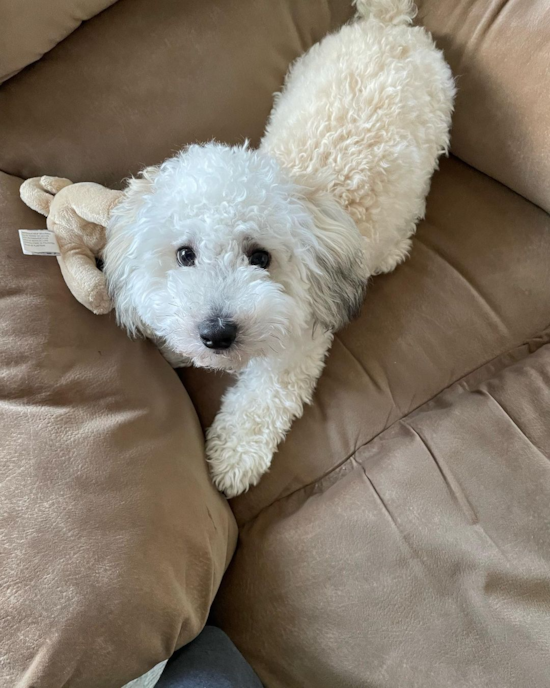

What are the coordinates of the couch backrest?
(0, 0, 118, 83)
(418, 0, 550, 213)
(0, 0, 354, 188)
(1, 0, 548, 213)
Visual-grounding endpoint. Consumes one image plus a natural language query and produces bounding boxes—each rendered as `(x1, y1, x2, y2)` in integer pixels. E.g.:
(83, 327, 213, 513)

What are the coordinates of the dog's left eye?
(176, 246, 196, 267)
(249, 249, 271, 269)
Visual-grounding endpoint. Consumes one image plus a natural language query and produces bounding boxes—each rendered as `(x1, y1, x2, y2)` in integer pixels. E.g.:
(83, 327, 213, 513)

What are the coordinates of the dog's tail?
(20, 176, 73, 216)
(354, 0, 416, 25)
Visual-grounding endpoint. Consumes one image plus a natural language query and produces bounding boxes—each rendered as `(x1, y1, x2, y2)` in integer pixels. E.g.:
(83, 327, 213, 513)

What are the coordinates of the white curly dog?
(104, 0, 455, 498)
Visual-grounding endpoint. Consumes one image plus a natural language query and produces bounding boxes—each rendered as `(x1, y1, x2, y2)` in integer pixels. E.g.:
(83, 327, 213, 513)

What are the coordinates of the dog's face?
(105, 143, 366, 372)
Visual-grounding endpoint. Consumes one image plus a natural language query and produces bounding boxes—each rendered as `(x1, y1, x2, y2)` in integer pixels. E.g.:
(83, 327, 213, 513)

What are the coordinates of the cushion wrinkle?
(239, 335, 550, 528)
(475, 0, 513, 46)
(414, 234, 510, 339)
(403, 423, 479, 526)
(351, 454, 462, 595)
(480, 389, 548, 461)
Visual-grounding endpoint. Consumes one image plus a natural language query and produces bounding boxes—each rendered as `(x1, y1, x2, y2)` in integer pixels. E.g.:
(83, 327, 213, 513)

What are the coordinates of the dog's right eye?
(248, 249, 271, 269)
(176, 246, 196, 267)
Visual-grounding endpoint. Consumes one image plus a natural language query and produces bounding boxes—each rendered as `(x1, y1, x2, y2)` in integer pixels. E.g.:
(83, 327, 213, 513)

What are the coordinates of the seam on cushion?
(240, 328, 550, 528)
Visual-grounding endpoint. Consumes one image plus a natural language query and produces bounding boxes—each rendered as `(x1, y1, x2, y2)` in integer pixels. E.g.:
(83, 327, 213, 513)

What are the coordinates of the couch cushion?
(417, 0, 550, 213)
(0, 0, 354, 187)
(182, 155, 550, 685)
(0, 0, 118, 83)
(0, 171, 237, 687)
(214, 341, 550, 687)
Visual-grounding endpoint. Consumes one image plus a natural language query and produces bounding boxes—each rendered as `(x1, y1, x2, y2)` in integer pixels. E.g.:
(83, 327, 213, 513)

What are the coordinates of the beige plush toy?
(20, 176, 122, 314)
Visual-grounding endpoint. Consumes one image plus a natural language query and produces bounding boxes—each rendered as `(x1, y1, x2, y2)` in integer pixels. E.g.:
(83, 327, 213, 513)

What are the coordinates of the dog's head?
(105, 143, 367, 371)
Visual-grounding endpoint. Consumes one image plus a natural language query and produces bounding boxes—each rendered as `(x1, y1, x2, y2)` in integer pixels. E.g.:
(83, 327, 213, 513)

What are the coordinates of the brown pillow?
(0, 0, 118, 84)
(0, 171, 237, 686)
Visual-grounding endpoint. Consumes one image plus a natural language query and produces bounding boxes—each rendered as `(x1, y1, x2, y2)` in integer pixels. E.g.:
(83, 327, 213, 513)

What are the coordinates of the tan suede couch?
(1, 1, 549, 687)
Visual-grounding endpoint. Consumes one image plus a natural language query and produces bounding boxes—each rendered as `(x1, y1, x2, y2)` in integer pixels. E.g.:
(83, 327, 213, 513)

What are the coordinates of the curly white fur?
(262, 0, 455, 274)
(104, 0, 454, 497)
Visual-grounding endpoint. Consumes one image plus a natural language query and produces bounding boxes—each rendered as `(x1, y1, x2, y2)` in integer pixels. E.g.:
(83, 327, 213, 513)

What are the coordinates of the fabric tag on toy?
(19, 229, 60, 256)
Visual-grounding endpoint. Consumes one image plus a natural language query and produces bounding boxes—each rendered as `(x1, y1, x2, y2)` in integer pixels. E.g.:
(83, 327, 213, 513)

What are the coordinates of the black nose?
(198, 318, 238, 350)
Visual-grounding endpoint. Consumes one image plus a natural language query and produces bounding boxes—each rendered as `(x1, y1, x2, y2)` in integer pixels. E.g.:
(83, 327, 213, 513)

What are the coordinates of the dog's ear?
(299, 189, 368, 331)
(104, 165, 160, 337)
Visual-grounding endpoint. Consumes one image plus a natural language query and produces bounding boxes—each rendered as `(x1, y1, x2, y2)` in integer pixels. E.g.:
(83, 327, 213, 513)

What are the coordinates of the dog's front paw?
(206, 420, 273, 498)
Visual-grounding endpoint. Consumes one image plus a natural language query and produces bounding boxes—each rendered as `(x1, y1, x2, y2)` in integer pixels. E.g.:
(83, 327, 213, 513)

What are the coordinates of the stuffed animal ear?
(300, 189, 368, 331)
(104, 165, 160, 336)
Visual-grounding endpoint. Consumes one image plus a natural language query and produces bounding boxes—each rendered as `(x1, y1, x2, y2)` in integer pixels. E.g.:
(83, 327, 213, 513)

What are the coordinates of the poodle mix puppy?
(104, 0, 455, 497)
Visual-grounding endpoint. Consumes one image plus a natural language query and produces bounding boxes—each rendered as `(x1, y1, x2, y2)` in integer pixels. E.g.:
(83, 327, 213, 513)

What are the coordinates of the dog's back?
(261, 0, 455, 274)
